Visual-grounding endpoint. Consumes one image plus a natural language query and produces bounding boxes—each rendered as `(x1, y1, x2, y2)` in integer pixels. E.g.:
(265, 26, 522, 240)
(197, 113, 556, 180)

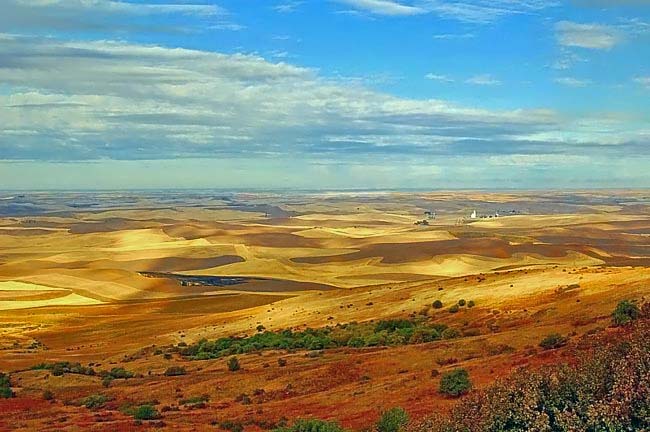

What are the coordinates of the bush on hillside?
(441, 328, 461, 340)
(102, 367, 134, 379)
(439, 368, 472, 397)
(376, 407, 409, 432)
(132, 404, 160, 420)
(539, 333, 569, 350)
(227, 357, 240, 372)
(432, 300, 444, 309)
(274, 419, 345, 432)
(81, 393, 109, 409)
(181, 319, 454, 360)
(32, 362, 96, 377)
(0, 373, 13, 399)
(612, 300, 640, 326)
(163, 366, 186, 376)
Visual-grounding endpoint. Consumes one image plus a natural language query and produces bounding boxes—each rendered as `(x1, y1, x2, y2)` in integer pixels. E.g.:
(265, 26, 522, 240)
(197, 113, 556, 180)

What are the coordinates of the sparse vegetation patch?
(182, 319, 459, 360)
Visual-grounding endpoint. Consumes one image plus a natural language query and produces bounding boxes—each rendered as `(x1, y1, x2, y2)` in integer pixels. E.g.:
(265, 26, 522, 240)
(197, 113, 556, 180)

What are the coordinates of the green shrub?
(227, 357, 240, 372)
(0, 387, 12, 399)
(103, 367, 134, 379)
(180, 394, 209, 405)
(432, 300, 443, 309)
(182, 318, 465, 360)
(163, 366, 186, 376)
(133, 404, 160, 420)
(220, 421, 245, 432)
(347, 337, 366, 348)
(458, 299, 466, 307)
(467, 300, 475, 308)
(612, 300, 640, 326)
(0, 373, 12, 399)
(439, 368, 472, 397)
(448, 305, 460, 314)
(32, 362, 95, 377)
(539, 333, 568, 350)
(375, 319, 414, 333)
(441, 328, 461, 339)
(376, 407, 409, 432)
(102, 376, 113, 388)
(409, 328, 440, 344)
(274, 418, 345, 432)
(81, 393, 109, 409)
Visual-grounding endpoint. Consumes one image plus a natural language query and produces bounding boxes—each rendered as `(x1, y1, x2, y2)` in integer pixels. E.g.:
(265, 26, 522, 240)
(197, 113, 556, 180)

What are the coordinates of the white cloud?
(335, 0, 426, 16)
(555, 77, 592, 87)
(0, 34, 581, 162)
(1, 0, 240, 34)
(273, 1, 303, 13)
(635, 76, 650, 89)
(466, 74, 501, 86)
(337, 0, 558, 20)
(425, 73, 454, 83)
(432, 32, 475, 40)
(419, 0, 559, 23)
(555, 21, 622, 50)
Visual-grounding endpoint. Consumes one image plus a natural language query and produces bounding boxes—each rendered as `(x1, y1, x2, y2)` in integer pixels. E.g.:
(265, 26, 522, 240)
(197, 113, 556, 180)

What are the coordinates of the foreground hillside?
(1, 301, 648, 431)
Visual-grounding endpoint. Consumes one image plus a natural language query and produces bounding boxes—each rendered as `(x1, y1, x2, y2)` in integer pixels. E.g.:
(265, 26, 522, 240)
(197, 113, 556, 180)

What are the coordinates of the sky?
(0, 0, 649, 190)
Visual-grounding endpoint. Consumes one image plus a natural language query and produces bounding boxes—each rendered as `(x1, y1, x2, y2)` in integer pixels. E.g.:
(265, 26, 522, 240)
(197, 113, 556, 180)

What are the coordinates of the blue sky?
(0, 0, 649, 189)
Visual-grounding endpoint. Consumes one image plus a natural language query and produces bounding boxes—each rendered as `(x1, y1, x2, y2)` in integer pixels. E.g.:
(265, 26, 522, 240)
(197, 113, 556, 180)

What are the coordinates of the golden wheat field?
(1, 190, 649, 431)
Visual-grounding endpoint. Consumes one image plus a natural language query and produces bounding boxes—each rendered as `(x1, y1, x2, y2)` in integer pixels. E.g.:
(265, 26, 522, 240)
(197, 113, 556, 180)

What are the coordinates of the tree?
(432, 300, 443, 309)
(439, 368, 472, 397)
(612, 300, 640, 326)
(458, 299, 466, 307)
(376, 407, 409, 432)
(228, 357, 240, 372)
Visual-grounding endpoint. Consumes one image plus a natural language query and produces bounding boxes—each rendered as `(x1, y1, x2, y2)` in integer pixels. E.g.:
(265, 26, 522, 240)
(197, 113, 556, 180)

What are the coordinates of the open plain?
(1, 190, 649, 431)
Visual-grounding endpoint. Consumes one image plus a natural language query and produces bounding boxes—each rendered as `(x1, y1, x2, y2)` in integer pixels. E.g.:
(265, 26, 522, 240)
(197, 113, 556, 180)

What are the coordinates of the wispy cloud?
(432, 32, 475, 40)
(273, 1, 304, 13)
(335, 0, 426, 16)
(555, 77, 592, 87)
(555, 21, 622, 50)
(0, 0, 240, 34)
(466, 74, 501, 86)
(420, 0, 559, 24)
(2, 34, 610, 164)
(635, 77, 650, 89)
(336, 0, 558, 21)
(425, 73, 454, 83)
(551, 49, 587, 70)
